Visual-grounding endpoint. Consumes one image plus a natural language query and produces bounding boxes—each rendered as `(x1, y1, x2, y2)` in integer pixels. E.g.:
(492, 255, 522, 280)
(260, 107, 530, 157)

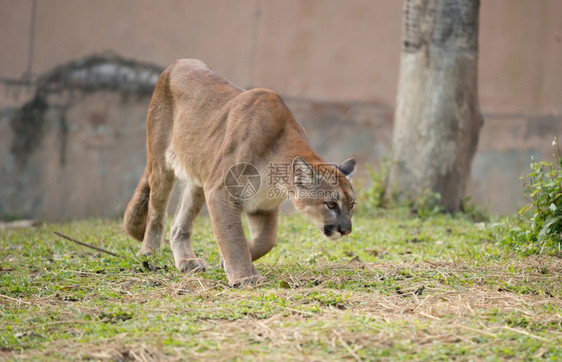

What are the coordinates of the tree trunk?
(386, 0, 483, 213)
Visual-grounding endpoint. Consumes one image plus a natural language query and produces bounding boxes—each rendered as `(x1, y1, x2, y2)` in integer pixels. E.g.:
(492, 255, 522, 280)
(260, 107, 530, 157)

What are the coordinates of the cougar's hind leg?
(139, 76, 175, 256)
(139, 164, 175, 256)
(247, 208, 279, 261)
(170, 181, 208, 272)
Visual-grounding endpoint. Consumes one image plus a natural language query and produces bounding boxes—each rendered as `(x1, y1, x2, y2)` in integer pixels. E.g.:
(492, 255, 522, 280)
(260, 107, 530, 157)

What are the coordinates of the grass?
(0, 211, 560, 360)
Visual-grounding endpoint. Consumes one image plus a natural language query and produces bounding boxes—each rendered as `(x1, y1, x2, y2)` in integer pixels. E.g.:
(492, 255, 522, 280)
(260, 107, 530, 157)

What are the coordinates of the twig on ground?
(54, 231, 120, 257)
(419, 311, 441, 320)
(413, 294, 431, 311)
(273, 304, 315, 316)
(0, 294, 32, 304)
(337, 334, 362, 362)
(502, 325, 550, 341)
(459, 325, 497, 338)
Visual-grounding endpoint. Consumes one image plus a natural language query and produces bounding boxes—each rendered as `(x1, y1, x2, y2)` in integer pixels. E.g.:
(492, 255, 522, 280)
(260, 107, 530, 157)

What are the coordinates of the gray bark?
(386, 0, 483, 213)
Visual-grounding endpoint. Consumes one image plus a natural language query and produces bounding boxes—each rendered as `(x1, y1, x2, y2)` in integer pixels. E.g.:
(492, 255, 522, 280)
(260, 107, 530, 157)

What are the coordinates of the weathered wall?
(0, 56, 160, 219)
(1, 0, 561, 219)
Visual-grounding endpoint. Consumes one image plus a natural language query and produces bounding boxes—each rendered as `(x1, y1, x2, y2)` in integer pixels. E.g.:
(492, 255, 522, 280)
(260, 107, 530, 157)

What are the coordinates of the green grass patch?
(1, 212, 560, 360)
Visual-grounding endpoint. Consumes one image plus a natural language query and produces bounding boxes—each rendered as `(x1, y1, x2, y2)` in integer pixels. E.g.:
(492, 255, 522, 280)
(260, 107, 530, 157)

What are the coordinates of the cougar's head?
(291, 156, 357, 239)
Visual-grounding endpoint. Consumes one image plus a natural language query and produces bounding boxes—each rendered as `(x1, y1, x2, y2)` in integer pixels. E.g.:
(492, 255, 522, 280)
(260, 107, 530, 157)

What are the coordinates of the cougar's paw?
(177, 258, 209, 273)
(229, 274, 264, 288)
(227, 267, 263, 288)
(138, 247, 155, 256)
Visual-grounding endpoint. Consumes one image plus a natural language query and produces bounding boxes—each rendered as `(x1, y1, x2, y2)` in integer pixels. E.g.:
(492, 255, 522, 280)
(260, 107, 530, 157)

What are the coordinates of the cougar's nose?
(338, 223, 352, 236)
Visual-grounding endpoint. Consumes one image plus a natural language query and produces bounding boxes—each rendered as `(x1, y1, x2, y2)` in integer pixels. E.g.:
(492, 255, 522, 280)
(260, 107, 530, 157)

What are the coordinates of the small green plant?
(356, 160, 389, 214)
(503, 137, 561, 254)
(357, 160, 485, 220)
(411, 189, 445, 219)
(461, 197, 489, 222)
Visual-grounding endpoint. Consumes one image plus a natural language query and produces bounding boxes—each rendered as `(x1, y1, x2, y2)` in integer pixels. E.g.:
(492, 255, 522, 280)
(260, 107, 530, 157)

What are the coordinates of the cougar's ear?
(337, 157, 356, 180)
(292, 156, 316, 188)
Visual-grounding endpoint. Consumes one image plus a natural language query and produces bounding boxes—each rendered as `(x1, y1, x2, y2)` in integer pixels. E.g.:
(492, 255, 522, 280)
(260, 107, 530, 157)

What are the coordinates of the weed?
(461, 196, 490, 222)
(411, 189, 445, 219)
(357, 161, 484, 221)
(502, 137, 562, 255)
(356, 160, 389, 215)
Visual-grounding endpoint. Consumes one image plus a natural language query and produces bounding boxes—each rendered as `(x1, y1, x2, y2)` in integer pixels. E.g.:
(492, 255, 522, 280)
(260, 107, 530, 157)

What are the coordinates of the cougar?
(124, 59, 356, 286)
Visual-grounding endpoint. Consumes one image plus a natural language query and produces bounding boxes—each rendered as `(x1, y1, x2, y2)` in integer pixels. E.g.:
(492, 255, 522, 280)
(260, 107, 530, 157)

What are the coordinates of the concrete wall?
(1, 0, 561, 219)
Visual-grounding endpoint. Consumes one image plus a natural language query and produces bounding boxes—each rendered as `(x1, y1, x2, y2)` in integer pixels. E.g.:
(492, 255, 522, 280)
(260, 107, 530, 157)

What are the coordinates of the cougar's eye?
(350, 202, 356, 210)
(325, 201, 337, 210)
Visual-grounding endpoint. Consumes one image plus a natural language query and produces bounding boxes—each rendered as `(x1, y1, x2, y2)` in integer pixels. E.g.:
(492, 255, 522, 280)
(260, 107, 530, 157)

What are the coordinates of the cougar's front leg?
(247, 208, 279, 261)
(205, 186, 262, 287)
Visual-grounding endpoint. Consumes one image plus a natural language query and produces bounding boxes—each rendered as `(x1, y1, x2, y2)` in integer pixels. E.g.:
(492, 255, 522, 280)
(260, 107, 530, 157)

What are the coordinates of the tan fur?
(123, 59, 356, 286)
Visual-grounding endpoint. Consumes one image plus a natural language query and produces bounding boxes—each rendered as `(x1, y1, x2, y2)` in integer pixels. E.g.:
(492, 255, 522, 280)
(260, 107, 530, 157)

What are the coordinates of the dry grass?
(1, 215, 561, 360)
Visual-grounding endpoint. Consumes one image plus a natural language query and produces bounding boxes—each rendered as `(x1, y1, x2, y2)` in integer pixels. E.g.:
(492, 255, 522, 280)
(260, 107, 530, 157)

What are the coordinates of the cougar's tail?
(123, 168, 150, 241)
